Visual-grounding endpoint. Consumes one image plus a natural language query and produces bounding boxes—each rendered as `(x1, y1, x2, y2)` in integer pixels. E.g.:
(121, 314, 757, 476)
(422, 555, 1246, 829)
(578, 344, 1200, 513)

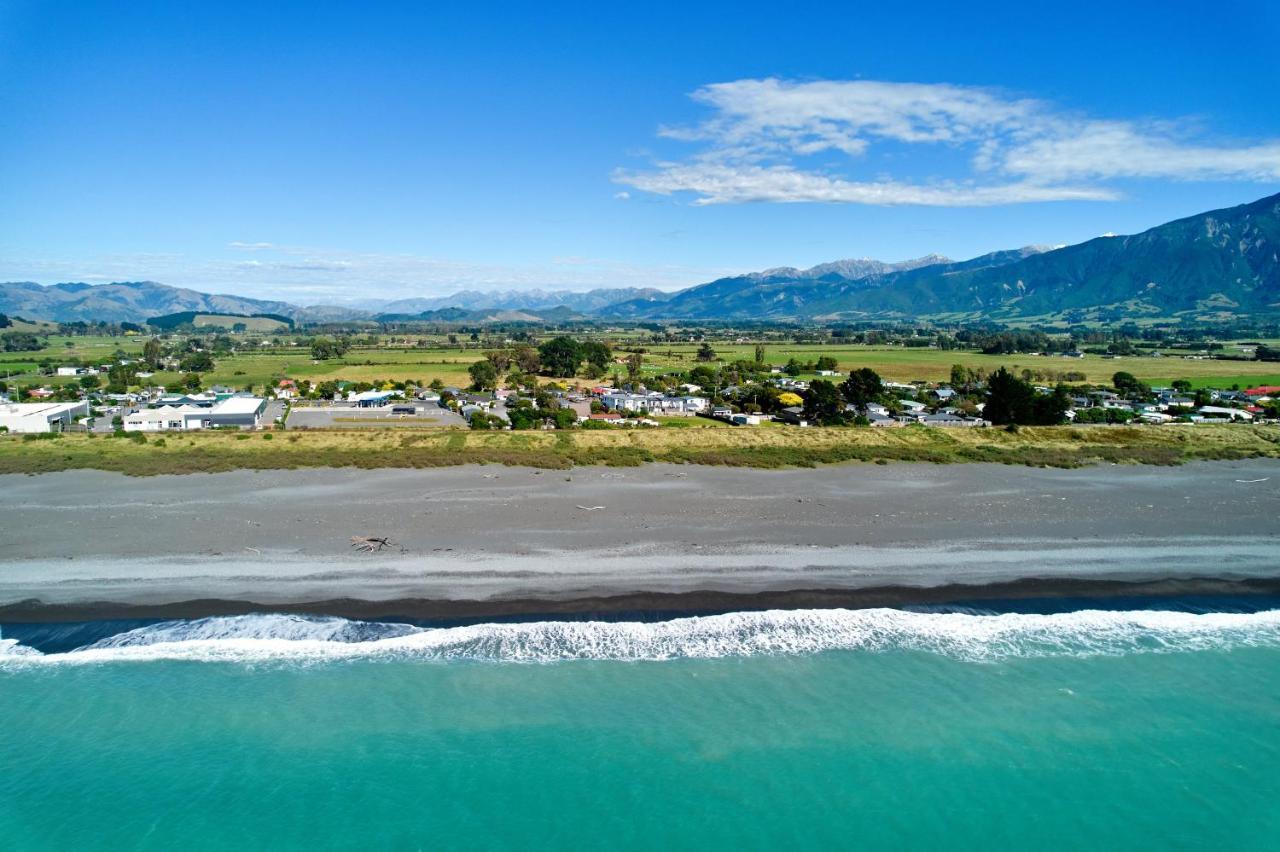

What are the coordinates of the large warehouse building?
(0, 401, 91, 433)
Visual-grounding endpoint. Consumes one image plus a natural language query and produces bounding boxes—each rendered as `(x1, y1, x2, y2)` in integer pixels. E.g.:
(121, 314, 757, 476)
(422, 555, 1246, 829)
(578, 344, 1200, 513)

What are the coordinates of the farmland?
(6, 334, 1280, 392)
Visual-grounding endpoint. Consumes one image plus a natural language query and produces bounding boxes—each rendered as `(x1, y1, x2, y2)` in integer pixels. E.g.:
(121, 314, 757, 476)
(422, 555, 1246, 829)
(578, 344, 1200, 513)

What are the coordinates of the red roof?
(1245, 386, 1280, 396)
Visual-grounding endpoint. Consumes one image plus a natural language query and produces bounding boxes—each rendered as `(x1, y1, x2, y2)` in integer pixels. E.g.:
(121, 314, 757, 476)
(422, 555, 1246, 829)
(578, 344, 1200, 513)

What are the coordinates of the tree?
(468, 359, 498, 391)
(985, 368, 1070, 426)
(182, 372, 202, 392)
(754, 344, 766, 365)
(1112, 371, 1149, 399)
(984, 367, 1035, 425)
(79, 374, 100, 390)
(1172, 379, 1192, 393)
(950, 363, 968, 390)
(815, 355, 838, 372)
(538, 337, 583, 377)
(840, 368, 883, 409)
(513, 345, 541, 374)
(784, 358, 802, 377)
(484, 350, 513, 373)
(179, 351, 214, 372)
(802, 379, 845, 425)
(581, 341, 611, 371)
(143, 338, 164, 369)
(696, 342, 717, 362)
(626, 352, 643, 381)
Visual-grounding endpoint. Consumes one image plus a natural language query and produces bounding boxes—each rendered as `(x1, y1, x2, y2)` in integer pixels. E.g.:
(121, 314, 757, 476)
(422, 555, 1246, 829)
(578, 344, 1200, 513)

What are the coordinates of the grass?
(2, 423, 1276, 476)
(6, 336, 1280, 392)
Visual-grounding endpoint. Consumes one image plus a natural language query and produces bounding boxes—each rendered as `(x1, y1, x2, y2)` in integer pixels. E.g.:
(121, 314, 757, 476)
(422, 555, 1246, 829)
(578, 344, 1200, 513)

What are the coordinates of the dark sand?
(2, 460, 1278, 620)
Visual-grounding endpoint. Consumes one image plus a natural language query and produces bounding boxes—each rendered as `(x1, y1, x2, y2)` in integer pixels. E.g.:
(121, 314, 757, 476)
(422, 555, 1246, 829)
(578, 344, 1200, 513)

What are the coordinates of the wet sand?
(2, 460, 1278, 620)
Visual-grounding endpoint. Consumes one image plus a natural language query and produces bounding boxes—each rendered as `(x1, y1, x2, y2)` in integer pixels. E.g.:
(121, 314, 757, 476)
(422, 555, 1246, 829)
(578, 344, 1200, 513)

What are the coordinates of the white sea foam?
(3, 609, 1280, 667)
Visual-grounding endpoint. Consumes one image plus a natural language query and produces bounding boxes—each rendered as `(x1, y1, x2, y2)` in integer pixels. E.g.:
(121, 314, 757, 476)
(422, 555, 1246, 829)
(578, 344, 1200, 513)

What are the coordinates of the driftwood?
(350, 536, 392, 553)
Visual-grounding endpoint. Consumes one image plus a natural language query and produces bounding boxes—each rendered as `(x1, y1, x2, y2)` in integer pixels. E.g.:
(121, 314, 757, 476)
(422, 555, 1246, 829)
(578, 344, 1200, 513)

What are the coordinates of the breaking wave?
(3, 608, 1280, 666)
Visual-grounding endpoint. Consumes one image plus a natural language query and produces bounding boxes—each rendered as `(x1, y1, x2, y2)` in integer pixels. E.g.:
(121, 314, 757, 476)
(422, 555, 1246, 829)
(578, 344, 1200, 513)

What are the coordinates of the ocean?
(3, 604, 1280, 849)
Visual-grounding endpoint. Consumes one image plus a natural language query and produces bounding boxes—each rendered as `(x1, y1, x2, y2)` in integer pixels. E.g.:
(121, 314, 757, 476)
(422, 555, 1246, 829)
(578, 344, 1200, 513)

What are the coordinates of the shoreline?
(3, 460, 1278, 621)
(5, 576, 1280, 623)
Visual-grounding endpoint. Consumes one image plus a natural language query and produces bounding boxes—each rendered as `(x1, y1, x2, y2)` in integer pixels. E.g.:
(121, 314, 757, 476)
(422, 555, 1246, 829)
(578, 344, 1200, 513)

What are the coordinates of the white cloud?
(0, 247, 734, 305)
(618, 78, 1280, 206)
(228, 241, 276, 250)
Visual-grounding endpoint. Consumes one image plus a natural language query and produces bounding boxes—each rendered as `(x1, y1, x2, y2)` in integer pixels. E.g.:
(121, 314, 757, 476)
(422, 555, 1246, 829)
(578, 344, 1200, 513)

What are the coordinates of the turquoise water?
(3, 609, 1280, 850)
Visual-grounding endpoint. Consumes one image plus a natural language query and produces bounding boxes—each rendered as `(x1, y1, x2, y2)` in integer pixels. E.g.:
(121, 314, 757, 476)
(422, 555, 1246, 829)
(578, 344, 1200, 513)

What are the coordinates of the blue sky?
(1, 0, 1278, 305)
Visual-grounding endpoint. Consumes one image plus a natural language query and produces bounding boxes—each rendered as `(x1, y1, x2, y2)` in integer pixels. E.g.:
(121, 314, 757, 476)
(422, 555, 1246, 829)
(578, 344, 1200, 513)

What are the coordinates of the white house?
(0, 401, 90, 433)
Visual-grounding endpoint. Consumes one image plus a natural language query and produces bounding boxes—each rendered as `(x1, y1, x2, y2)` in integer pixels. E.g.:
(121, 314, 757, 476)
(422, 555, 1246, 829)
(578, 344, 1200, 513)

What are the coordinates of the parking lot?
(285, 402, 467, 429)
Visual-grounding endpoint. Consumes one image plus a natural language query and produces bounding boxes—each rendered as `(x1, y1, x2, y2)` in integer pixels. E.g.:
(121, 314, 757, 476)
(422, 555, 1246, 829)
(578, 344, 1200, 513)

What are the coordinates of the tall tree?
(468, 359, 498, 391)
(840, 368, 884, 409)
(984, 367, 1035, 425)
(538, 337, 583, 377)
(802, 379, 845, 425)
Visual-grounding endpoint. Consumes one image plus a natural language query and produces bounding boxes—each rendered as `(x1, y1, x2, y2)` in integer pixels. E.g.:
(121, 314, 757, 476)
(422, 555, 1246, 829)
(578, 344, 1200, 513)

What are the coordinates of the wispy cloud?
(0, 247, 734, 305)
(227, 241, 276, 250)
(616, 78, 1280, 206)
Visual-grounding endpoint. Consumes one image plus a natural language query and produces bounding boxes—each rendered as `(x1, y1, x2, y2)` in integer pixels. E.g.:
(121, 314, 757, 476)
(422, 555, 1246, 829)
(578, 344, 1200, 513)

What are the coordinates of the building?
(123, 405, 206, 432)
(123, 396, 266, 431)
(0, 401, 90, 433)
(348, 390, 397, 407)
(205, 396, 267, 427)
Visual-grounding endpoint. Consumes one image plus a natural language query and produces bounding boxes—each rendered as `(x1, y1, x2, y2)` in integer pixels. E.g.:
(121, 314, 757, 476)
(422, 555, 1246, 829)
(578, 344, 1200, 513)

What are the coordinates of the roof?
(0, 402, 86, 418)
(1245, 386, 1280, 396)
(211, 396, 266, 416)
(350, 390, 394, 402)
(126, 405, 204, 422)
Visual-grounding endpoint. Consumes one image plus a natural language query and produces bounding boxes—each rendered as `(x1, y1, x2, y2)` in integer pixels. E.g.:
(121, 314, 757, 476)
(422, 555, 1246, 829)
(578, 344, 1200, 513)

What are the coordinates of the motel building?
(122, 396, 267, 432)
(0, 401, 91, 433)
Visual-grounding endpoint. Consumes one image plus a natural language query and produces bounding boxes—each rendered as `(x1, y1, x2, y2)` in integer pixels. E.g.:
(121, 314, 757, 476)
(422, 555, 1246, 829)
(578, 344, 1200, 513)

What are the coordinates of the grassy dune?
(2, 423, 1277, 476)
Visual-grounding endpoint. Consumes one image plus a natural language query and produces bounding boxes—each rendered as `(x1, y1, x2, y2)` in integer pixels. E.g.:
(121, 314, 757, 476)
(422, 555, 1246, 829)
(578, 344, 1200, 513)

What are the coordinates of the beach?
(3, 459, 1278, 619)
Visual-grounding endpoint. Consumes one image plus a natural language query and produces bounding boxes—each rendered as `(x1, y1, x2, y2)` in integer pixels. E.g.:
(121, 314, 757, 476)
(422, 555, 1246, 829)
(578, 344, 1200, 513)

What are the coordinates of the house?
(560, 399, 594, 421)
(776, 406, 809, 426)
(1197, 405, 1252, 421)
(816, 369, 841, 377)
(898, 399, 927, 414)
(921, 412, 987, 427)
(56, 366, 97, 377)
(588, 412, 622, 422)
(865, 411, 900, 427)
(730, 413, 761, 426)
(710, 406, 733, 419)
(276, 379, 298, 400)
(0, 401, 90, 433)
(27, 387, 55, 399)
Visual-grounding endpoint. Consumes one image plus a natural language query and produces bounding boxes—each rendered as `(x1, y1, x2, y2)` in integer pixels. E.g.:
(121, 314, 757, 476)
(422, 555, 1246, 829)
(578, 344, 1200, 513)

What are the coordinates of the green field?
(5, 335, 1280, 392)
(191, 314, 289, 332)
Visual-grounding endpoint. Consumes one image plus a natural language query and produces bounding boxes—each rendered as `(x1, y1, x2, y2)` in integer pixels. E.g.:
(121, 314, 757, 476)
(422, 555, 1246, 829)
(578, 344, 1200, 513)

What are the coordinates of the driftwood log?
(350, 536, 392, 553)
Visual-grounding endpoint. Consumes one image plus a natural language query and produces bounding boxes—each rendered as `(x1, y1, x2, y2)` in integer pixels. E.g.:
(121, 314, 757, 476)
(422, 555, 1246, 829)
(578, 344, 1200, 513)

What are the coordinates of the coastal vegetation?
(2, 422, 1276, 476)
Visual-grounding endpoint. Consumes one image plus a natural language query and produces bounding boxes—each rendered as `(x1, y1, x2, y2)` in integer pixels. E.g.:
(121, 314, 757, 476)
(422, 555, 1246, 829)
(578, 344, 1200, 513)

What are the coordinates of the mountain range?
(4, 191, 1278, 324)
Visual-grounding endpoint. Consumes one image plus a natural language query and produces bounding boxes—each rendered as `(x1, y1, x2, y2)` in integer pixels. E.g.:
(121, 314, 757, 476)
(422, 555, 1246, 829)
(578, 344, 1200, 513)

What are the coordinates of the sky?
(1, 0, 1279, 306)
